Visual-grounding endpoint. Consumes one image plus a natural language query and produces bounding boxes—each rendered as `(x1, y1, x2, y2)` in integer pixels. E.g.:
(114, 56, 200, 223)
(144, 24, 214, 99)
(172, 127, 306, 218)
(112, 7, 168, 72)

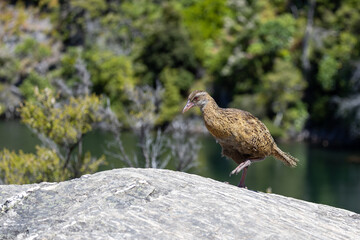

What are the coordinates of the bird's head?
(182, 90, 211, 113)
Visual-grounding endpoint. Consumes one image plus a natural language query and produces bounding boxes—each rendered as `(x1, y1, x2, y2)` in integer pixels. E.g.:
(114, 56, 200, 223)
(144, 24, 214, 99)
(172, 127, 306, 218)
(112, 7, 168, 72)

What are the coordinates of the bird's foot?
(229, 160, 252, 176)
(237, 180, 247, 188)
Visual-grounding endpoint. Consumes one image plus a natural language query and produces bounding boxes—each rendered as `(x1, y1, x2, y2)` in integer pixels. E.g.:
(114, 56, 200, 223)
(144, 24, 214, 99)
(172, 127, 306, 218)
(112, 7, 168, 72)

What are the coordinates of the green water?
(1, 121, 360, 213)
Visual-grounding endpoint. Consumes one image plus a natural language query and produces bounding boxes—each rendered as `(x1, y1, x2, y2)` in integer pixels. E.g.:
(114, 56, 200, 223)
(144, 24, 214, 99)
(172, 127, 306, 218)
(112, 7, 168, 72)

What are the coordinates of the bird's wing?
(220, 108, 274, 154)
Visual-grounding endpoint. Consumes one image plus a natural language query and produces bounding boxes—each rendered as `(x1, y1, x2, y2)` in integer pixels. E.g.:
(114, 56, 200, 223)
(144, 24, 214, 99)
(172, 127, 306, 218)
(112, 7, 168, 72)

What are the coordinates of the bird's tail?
(272, 145, 298, 167)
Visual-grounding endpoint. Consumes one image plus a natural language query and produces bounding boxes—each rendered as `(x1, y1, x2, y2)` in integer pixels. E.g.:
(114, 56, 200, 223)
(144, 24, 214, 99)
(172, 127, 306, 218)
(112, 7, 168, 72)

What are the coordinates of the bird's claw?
(229, 160, 252, 177)
(229, 167, 241, 176)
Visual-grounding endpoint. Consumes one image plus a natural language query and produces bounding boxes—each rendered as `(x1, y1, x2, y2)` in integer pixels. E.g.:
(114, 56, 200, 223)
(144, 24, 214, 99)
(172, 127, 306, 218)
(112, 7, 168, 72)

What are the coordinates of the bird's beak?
(182, 100, 194, 114)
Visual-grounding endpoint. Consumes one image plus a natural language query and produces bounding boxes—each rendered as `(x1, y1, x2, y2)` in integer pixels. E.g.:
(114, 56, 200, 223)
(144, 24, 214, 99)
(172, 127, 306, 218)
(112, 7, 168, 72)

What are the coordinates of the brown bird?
(182, 90, 298, 188)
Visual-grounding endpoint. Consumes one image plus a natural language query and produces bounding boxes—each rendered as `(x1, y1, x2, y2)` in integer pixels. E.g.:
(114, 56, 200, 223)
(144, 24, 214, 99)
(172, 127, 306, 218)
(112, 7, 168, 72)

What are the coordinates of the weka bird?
(182, 90, 298, 188)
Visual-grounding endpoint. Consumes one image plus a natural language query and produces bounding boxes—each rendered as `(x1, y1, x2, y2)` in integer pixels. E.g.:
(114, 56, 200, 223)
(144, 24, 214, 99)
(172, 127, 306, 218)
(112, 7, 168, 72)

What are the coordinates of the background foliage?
(0, 0, 360, 183)
(1, 0, 359, 139)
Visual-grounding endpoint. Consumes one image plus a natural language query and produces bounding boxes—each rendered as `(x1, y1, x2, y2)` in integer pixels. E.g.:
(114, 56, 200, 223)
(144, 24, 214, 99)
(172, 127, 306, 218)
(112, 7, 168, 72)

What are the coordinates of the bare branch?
(166, 116, 201, 172)
(302, 0, 316, 76)
(104, 85, 201, 171)
(74, 57, 92, 96)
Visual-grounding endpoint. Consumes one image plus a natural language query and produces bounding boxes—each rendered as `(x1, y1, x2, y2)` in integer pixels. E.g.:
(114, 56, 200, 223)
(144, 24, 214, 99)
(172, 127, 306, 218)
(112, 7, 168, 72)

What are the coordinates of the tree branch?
(302, 0, 316, 79)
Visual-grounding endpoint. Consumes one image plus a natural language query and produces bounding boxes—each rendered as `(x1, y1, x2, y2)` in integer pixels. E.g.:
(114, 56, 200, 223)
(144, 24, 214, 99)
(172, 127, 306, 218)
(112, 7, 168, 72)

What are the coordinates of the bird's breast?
(203, 115, 233, 140)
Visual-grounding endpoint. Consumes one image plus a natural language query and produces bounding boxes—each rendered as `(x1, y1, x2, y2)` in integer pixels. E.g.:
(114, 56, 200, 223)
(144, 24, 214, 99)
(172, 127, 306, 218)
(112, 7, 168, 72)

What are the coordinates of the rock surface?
(1, 168, 360, 240)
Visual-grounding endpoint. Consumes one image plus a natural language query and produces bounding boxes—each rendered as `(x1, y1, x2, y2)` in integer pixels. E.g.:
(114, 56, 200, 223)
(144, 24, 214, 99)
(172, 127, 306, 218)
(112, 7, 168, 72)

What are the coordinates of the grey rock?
(0, 168, 359, 240)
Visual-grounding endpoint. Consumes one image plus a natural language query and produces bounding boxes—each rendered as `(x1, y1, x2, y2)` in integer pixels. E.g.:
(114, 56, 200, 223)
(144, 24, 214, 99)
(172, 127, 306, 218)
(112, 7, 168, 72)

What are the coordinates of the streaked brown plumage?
(183, 90, 298, 187)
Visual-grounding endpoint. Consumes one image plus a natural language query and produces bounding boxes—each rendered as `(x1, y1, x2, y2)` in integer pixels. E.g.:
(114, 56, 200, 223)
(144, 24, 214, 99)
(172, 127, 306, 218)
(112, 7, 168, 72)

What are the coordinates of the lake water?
(1, 121, 360, 213)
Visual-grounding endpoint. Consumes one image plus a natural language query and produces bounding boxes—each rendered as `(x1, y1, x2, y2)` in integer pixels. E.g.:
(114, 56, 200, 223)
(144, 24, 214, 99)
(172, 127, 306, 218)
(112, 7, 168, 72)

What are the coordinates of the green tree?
(259, 59, 308, 136)
(19, 71, 53, 100)
(157, 68, 182, 124)
(304, 0, 360, 134)
(15, 37, 51, 61)
(2, 0, 360, 144)
(182, 0, 230, 62)
(84, 48, 136, 118)
(0, 147, 69, 184)
(137, 2, 197, 87)
(18, 88, 105, 180)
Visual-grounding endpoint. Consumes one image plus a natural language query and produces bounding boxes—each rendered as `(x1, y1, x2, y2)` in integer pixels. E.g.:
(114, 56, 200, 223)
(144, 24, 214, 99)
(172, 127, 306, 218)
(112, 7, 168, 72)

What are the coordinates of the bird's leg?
(229, 159, 252, 176)
(238, 166, 248, 188)
(230, 158, 265, 188)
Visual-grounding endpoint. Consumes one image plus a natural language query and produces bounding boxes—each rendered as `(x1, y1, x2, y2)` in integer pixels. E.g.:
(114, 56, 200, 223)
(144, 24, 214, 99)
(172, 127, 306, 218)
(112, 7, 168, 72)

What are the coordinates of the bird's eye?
(193, 96, 199, 101)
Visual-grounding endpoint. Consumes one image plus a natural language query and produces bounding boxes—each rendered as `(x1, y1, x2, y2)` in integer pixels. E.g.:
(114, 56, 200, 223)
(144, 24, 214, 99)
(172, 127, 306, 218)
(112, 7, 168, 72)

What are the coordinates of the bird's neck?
(201, 98, 224, 138)
(201, 98, 220, 117)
